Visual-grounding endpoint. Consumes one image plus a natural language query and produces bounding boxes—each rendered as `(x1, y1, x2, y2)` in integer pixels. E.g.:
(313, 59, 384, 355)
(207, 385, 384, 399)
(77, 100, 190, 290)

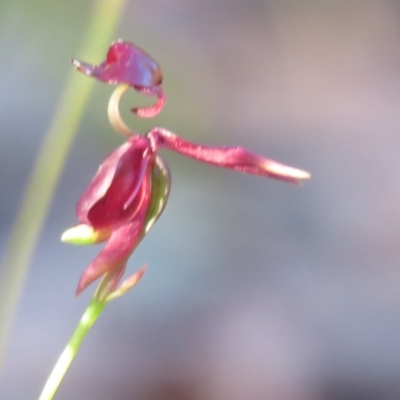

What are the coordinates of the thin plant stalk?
(38, 299, 106, 400)
(0, 0, 127, 375)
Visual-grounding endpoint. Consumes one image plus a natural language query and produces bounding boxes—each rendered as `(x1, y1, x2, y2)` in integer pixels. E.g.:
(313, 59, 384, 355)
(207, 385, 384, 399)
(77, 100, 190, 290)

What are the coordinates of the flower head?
(64, 40, 310, 299)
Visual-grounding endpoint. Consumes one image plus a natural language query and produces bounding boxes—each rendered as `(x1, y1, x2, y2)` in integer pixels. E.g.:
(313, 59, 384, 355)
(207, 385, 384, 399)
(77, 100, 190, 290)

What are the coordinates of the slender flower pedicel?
(40, 39, 310, 400)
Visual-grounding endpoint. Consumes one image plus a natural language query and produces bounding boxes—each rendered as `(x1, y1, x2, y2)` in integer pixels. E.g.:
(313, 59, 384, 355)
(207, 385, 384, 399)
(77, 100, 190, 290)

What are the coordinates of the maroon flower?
(65, 40, 310, 298)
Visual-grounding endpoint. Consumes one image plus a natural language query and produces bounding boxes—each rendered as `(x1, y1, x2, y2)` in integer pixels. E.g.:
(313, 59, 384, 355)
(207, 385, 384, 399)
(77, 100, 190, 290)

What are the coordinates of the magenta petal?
(76, 172, 152, 295)
(148, 128, 310, 184)
(72, 39, 162, 88)
(131, 86, 166, 118)
(76, 136, 153, 229)
(76, 141, 133, 225)
(88, 137, 152, 229)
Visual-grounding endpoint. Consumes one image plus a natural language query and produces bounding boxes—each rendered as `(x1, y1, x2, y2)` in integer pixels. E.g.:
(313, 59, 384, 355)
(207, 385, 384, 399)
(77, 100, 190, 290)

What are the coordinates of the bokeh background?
(1, 0, 400, 399)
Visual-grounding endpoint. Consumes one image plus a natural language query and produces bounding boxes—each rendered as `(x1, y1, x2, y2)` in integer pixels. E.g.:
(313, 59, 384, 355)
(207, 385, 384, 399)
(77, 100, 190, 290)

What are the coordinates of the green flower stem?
(0, 0, 126, 375)
(38, 299, 107, 400)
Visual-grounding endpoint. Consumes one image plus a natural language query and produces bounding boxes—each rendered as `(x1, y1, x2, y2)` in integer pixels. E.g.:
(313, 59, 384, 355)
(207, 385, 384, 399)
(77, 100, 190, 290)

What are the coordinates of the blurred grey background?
(1, 0, 400, 399)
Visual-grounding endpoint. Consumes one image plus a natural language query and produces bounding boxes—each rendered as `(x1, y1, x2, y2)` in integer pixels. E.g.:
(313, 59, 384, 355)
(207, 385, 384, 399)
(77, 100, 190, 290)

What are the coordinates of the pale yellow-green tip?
(61, 224, 111, 245)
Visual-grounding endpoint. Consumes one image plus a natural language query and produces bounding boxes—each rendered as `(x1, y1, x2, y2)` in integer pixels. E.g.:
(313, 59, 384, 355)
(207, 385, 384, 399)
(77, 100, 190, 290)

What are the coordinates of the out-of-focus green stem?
(38, 299, 107, 400)
(0, 0, 126, 375)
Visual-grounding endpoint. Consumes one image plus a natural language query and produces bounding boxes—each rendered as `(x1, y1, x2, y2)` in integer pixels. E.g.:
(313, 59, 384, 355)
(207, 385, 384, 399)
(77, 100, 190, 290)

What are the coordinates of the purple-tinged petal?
(148, 128, 310, 184)
(76, 140, 133, 225)
(76, 136, 153, 229)
(76, 172, 152, 295)
(87, 141, 153, 230)
(72, 39, 162, 88)
(131, 86, 166, 118)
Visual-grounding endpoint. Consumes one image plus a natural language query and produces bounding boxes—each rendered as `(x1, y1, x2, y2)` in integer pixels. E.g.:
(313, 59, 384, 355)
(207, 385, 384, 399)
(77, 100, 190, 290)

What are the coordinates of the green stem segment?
(38, 299, 107, 400)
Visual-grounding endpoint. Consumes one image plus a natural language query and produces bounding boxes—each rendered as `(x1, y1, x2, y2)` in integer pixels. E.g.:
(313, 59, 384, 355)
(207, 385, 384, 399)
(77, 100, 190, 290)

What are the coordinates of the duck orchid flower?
(63, 40, 310, 299)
